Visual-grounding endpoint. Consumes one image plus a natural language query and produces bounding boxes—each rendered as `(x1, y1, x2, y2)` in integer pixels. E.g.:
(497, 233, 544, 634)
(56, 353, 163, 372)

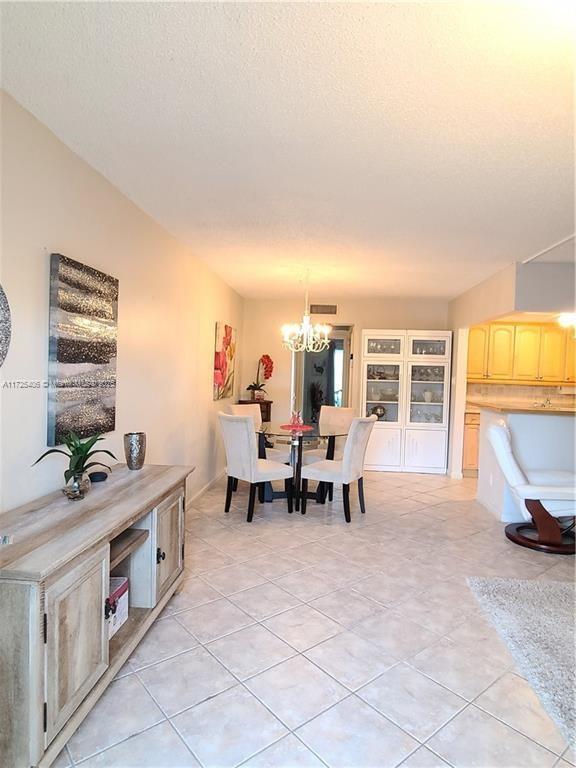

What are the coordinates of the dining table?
(256, 421, 348, 511)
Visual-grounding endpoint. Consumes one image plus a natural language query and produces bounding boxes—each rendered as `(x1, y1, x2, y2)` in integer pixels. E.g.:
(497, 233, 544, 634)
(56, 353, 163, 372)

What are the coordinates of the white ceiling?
(1, 2, 574, 299)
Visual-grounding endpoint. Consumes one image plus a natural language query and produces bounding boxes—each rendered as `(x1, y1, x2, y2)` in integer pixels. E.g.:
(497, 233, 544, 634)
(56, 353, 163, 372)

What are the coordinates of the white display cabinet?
(363, 332, 405, 358)
(361, 330, 452, 474)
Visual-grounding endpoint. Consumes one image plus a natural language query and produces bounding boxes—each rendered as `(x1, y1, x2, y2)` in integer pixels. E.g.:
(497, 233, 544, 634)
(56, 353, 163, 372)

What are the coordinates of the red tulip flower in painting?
(213, 323, 236, 400)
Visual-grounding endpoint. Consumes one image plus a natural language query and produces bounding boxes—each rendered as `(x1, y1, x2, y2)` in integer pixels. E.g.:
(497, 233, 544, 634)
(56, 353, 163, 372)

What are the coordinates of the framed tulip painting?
(213, 322, 236, 400)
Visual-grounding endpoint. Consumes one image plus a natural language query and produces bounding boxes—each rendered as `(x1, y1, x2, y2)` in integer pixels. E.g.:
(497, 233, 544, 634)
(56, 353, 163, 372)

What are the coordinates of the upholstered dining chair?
(228, 403, 291, 464)
(218, 413, 294, 522)
(488, 420, 575, 554)
(300, 415, 377, 523)
(302, 406, 356, 465)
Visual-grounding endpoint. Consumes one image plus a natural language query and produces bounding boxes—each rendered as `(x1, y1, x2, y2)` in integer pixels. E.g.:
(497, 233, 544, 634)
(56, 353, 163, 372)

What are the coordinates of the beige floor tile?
(160, 577, 222, 616)
(249, 552, 308, 579)
(137, 646, 236, 716)
(428, 705, 558, 767)
(352, 572, 425, 607)
(399, 747, 451, 767)
(241, 734, 326, 768)
(562, 746, 576, 765)
(172, 685, 287, 768)
(445, 614, 515, 668)
(129, 617, 197, 670)
(284, 542, 337, 565)
(296, 695, 418, 768)
(411, 637, 509, 700)
(176, 598, 255, 643)
(200, 563, 267, 595)
(50, 748, 71, 767)
(246, 655, 347, 729)
(185, 546, 235, 574)
(76, 721, 199, 767)
(67, 675, 164, 763)
(358, 663, 466, 740)
(310, 588, 383, 628)
(229, 581, 302, 620)
(305, 631, 396, 690)
(474, 672, 567, 755)
(352, 611, 441, 660)
(263, 604, 342, 651)
(272, 568, 337, 601)
(207, 624, 296, 680)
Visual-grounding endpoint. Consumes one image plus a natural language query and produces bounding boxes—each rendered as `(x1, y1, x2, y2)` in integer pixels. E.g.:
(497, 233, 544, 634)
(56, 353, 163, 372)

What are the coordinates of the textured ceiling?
(1, 1, 574, 298)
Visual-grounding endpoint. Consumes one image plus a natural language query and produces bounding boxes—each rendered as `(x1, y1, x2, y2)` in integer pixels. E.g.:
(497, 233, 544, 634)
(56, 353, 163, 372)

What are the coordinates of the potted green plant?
(246, 354, 273, 401)
(33, 432, 117, 500)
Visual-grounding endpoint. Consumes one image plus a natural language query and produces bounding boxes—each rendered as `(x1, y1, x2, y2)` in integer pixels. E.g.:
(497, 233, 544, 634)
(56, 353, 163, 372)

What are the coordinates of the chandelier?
(281, 284, 331, 353)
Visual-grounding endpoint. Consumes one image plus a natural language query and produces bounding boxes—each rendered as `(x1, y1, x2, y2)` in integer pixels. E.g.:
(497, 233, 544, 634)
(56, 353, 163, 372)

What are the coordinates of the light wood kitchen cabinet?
(513, 325, 541, 380)
(539, 324, 566, 382)
(487, 325, 515, 379)
(467, 325, 489, 379)
(565, 331, 576, 382)
(468, 322, 574, 385)
(462, 413, 480, 472)
(44, 546, 109, 742)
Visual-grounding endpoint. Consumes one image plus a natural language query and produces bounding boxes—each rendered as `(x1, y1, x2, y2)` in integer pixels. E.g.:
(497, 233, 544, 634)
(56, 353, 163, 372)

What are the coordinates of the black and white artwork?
(48, 254, 118, 446)
(0, 284, 11, 367)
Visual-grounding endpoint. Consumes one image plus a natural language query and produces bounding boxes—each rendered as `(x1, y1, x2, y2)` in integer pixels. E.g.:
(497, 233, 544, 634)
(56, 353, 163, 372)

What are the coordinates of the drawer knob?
(156, 547, 166, 564)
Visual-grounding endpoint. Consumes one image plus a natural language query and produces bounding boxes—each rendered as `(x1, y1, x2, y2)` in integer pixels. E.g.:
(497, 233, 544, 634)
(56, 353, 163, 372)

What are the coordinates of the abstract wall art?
(213, 322, 236, 400)
(0, 284, 11, 367)
(48, 253, 119, 446)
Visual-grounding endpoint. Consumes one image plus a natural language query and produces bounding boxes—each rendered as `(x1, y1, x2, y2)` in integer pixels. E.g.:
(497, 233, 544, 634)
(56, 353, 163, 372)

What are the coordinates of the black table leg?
(324, 435, 336, 503)
(294, 436, 303, 512)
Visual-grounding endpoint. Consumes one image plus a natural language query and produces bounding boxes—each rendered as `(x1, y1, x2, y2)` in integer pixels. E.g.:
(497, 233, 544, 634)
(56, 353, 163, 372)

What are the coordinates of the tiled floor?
(56, 472, 575, 768)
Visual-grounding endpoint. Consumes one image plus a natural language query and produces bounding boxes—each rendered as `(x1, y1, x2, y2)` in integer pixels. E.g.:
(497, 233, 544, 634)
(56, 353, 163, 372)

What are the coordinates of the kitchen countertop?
(466, 398, 576, 415)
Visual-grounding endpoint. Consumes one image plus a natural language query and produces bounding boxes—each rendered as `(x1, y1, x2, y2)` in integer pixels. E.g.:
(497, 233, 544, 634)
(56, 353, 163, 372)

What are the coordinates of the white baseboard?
(186, 468, 226, 508)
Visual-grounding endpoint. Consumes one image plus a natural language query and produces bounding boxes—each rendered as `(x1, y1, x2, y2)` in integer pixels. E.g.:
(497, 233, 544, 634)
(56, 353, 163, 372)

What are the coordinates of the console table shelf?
(110, 528, 149, 570)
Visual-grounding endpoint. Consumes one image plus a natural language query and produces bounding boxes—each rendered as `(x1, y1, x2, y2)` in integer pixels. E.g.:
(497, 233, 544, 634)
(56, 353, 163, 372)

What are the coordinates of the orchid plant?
(246, 354, 274, 394)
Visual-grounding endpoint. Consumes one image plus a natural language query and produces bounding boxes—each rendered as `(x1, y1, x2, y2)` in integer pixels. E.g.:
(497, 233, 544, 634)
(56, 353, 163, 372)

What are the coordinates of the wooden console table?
(0, 464, 194, 768)
(238, 398, 273, 422)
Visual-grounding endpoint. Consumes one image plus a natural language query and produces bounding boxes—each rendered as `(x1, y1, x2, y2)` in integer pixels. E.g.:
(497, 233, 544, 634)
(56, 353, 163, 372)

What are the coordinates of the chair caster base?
(505, 522, 575, 555)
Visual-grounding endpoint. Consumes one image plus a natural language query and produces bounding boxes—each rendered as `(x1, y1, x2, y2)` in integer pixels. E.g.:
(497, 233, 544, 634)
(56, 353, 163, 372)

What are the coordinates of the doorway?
(292, 326, 353, 423)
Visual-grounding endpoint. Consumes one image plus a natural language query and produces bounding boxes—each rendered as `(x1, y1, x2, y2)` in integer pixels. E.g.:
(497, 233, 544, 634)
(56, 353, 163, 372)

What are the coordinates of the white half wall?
(0, 92, 244, 510)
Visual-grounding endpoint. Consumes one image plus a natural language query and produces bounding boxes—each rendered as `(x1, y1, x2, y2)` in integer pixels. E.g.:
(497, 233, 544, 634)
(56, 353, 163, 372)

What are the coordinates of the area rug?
(468, 576, 575, 746)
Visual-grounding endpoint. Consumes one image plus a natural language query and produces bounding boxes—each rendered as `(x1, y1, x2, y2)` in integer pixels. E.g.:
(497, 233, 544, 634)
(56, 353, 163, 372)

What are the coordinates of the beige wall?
(240, 296, 449, 420)
(0, 92, 243, 510)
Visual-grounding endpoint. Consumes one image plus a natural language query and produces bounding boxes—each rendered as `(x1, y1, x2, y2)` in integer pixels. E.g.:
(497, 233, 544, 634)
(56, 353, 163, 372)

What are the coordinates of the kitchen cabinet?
(539, 325, 566, 382)
(468, 322, 574, 385)
(362, 330, 451, 473)
(487, 325, 515, 379)
(467, 325, 489, 380)
(462, 412, 480, 472)
(565, 331, 576, 382)
(513, 325, 541, 380)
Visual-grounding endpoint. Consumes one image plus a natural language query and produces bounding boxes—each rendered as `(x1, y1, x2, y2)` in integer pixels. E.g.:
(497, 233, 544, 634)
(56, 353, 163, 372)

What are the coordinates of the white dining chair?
(302, 406, 356, 465)
(228, 403, 291, 464)
(488, 420, 575, 554)
(300, 415, 377, 523)
(218, 413, 294, 522)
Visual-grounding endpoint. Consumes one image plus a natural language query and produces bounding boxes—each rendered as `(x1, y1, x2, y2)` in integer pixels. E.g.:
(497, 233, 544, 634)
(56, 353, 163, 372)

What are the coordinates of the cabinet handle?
(156, 547, 166, 564)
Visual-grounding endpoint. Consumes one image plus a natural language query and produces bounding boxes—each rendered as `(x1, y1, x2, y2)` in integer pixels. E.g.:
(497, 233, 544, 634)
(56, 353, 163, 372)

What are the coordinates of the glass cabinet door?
(364, 363, 402, 423)
(364, 335, 404, 357)
(408, 335, 449, 359)
(407, 364, 447, 426)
